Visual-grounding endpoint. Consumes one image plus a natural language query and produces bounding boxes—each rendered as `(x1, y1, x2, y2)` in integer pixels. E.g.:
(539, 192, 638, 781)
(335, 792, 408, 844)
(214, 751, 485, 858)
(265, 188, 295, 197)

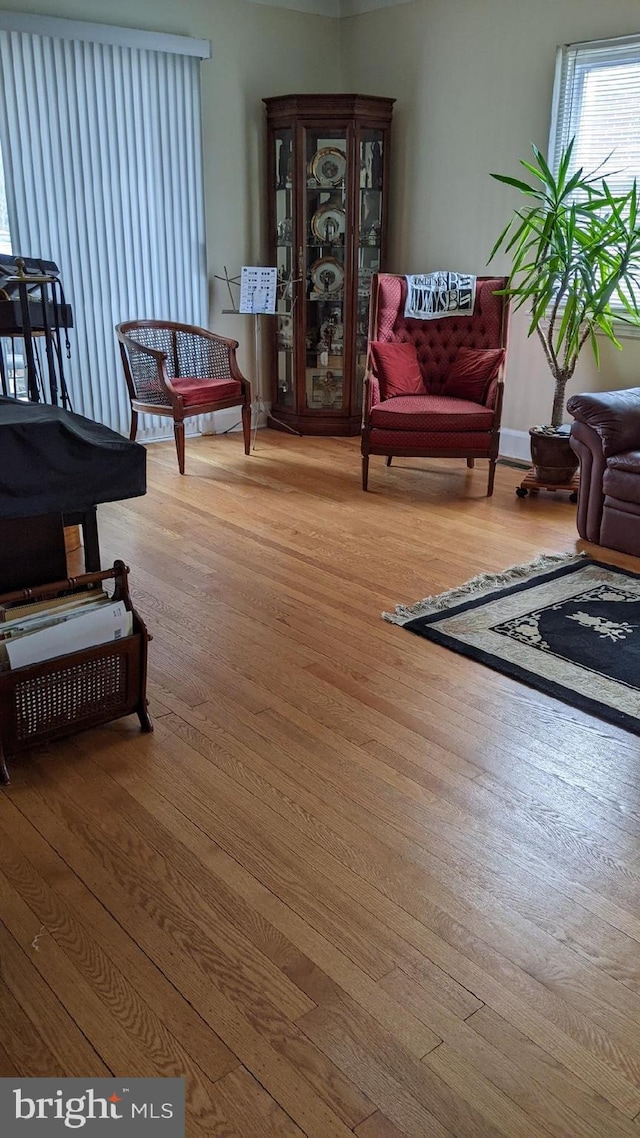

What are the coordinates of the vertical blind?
(550, 33, 640, 198)
(0, 15, 209, 438)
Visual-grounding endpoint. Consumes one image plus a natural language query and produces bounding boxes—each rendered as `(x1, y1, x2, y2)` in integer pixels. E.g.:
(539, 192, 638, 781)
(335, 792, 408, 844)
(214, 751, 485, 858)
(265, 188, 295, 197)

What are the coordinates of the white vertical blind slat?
(0, 29, 207, 438)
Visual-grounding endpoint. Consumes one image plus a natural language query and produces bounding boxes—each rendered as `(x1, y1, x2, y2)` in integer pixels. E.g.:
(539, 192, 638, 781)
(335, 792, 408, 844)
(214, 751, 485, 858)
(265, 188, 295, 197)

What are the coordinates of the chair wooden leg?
(136, 699, 153, 733)
(129, 410, 138, 441)
(174, 421, 186, 475)
(467, 457, 475, 469)
(241, 404, 252, 455)
(386, 456, 393, 467)
(362, 454, 369, 491)
(487, 457, 497, 496)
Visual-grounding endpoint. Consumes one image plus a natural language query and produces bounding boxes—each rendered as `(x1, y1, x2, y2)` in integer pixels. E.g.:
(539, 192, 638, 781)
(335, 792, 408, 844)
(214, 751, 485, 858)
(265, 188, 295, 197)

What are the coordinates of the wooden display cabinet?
(264, 93, 394, 436)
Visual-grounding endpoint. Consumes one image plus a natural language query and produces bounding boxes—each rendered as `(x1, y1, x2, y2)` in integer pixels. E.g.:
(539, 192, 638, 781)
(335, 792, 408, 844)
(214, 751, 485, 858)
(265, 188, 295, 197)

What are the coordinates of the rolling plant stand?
(516, 468, 579, 503)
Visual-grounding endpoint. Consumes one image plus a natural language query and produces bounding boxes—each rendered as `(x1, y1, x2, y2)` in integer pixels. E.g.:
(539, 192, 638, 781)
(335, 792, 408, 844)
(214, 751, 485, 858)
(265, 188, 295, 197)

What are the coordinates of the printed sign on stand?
(239, 266, 277, 314)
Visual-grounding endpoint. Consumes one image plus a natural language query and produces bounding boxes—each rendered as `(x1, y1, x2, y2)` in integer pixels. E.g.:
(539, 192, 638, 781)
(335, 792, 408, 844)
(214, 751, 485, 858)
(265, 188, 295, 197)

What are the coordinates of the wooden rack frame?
(0, 560, 152, 785)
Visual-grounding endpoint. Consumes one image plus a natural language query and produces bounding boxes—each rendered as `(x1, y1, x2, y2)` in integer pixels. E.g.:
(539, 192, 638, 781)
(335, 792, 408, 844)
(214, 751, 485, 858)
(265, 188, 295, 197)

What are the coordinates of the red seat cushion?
(604, 451, 640, 505)
(370, 394, 494, 432)
(370, 341, 425, 399)
(170, 376, 242, 407)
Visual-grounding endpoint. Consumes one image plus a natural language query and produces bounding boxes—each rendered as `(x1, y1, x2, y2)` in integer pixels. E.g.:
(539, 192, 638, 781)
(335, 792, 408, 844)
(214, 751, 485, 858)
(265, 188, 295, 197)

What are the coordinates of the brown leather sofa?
(568, 388, 640, 556)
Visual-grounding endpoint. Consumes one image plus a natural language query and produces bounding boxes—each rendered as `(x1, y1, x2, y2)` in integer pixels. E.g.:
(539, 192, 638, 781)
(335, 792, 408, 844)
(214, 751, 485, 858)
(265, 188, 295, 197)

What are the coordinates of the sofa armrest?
(569, 421, 607, 543)
(567, 388, 640, 458)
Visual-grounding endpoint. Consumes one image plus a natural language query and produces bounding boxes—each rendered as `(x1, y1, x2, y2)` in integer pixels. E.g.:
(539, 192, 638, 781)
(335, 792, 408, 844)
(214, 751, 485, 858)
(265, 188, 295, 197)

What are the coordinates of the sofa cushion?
(606, 449, 640, 474)
(601, 504, 640, 558)
(369, 394, 494, 432)
(370, 341, 425, 399)
(603, 450, 640, 505)
(444, 347, 504, 402)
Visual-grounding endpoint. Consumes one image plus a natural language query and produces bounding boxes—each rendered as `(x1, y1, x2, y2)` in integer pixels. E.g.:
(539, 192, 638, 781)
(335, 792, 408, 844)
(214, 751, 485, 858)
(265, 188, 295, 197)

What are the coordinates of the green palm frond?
(489, 139, 640, 427)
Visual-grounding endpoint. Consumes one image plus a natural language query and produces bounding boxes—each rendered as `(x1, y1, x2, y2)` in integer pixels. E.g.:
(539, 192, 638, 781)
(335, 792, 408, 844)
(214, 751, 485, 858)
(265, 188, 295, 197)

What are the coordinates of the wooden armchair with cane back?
(115, 320, 252, 474)
(361, 274, 510, 495)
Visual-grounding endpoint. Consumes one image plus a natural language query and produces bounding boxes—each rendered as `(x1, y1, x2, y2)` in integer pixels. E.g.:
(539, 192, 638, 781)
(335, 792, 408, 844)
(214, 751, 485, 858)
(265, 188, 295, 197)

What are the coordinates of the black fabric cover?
(0, 396, 146, 518)
(0, 255, 61, 295)
(0, 300, 74, 333)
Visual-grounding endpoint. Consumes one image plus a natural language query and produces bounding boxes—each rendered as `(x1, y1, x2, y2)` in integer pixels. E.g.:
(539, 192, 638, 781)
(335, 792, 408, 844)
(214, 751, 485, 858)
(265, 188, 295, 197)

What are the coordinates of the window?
(0, 14, 210, 437)
(550, 34, 640, 321)
(550, 33, 640, 199)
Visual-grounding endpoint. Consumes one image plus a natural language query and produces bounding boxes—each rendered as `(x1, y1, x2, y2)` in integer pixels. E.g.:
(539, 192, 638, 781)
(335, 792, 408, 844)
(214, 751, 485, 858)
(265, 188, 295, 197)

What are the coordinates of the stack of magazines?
(0, 587, 133, 671)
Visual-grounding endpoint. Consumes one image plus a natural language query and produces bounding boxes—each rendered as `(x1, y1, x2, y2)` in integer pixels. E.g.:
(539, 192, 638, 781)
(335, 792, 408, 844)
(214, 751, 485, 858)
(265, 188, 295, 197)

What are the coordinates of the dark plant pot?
(529, 425, 579, 485)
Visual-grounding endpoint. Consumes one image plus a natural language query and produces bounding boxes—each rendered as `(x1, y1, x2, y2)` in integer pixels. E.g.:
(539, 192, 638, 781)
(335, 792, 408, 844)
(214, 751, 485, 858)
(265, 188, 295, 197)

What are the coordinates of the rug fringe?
(382, 552, 585, 626)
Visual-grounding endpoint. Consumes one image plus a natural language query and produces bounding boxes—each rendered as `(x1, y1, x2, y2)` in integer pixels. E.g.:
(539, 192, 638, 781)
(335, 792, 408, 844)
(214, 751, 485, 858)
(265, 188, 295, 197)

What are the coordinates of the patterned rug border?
(383, 551, 585, 625)
(385, 553, 640, 738)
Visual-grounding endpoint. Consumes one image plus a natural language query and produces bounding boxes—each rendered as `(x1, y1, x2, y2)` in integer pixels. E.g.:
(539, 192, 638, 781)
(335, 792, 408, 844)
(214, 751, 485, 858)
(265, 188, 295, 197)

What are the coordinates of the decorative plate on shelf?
(311, 204, 346, 244)
(310, 257, 344, 296)
(310, 147, 347, 187)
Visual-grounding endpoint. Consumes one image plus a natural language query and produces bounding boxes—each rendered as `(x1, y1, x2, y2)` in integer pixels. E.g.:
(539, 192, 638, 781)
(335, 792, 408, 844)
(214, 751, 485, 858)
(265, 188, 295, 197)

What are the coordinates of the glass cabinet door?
(356, 129, 385, 412)
(274, 129, 295, 408)
(303, 126, 348, 414)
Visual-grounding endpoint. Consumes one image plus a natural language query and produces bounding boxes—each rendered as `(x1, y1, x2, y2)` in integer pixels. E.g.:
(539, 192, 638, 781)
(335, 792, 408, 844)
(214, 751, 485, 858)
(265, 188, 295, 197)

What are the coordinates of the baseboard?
(499, 429, 530, 463)
(203, 417, 532, 456)
(201, 404, 269, 436)
(203, 407, 244, 436)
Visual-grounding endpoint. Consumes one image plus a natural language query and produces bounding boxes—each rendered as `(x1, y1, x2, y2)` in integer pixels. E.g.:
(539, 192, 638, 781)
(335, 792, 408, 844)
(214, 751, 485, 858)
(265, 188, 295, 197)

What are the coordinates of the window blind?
(550, 34, 640, 198)
(0, 19, 209, 438)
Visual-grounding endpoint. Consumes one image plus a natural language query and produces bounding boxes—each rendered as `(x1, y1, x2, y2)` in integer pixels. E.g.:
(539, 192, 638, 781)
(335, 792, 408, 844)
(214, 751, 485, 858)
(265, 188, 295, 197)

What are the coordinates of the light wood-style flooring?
(2, 432, 640, 1138)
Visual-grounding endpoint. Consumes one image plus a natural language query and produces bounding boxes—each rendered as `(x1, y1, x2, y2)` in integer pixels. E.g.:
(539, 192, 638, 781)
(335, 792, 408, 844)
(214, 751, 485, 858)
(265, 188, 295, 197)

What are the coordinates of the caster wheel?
(516, 487, 528, 498)
(570, 491, 578, 503)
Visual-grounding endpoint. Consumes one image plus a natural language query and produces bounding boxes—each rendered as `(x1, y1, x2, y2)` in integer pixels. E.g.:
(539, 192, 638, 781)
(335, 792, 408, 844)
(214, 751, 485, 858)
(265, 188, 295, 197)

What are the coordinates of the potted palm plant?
(489, 140, 640, 483)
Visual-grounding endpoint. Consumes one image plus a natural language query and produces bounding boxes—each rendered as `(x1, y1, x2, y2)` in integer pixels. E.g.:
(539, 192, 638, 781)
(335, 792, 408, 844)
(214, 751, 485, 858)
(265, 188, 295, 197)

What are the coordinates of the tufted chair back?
(371, 274, 509, 395)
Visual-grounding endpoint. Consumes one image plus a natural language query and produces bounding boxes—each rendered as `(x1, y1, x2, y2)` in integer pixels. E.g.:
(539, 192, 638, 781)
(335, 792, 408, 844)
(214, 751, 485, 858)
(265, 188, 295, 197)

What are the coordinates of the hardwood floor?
(2, 431, 640, 1137)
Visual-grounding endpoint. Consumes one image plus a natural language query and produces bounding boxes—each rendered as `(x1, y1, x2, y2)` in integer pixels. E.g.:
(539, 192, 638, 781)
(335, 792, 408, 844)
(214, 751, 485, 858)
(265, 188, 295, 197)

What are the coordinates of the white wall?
(0, 0, 341, 377)
(342, 0, 640, 437)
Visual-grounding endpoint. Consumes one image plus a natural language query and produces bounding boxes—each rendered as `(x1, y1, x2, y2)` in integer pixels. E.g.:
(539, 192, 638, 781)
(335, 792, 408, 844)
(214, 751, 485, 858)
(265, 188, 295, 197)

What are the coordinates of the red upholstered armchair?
(361, 274, 510, 495)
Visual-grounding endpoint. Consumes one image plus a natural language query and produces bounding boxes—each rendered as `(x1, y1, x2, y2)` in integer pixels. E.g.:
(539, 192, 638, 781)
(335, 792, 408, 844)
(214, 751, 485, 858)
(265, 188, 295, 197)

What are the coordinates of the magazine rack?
(0, 560, 152, 784)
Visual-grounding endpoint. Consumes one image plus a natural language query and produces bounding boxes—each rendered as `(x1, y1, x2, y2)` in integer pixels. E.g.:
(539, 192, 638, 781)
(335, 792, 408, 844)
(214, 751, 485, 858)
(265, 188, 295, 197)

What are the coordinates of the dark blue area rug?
(384, 554, 640, 736)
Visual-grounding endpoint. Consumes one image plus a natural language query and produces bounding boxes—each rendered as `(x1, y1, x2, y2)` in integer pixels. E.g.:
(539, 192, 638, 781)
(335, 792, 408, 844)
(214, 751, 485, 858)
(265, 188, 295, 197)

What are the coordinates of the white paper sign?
(240, 266, 277, 314)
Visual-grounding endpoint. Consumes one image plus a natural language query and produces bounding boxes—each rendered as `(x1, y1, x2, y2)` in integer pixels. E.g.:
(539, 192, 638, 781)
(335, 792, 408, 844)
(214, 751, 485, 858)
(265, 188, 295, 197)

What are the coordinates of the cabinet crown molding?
(242, 0, 412, 17)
